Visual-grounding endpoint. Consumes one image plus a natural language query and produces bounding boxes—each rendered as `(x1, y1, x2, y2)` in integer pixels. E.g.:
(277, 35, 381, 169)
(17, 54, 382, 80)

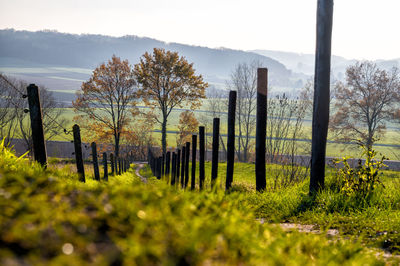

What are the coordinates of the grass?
(1, 141, 396, 264)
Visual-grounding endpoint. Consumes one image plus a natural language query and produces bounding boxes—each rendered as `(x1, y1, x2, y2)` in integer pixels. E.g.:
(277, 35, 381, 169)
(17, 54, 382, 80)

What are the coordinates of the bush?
(333, 144, 387, 198)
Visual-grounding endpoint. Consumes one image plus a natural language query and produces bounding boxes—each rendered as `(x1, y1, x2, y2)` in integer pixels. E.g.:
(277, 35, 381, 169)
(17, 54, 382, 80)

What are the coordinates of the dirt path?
(134, 162, 147, 183)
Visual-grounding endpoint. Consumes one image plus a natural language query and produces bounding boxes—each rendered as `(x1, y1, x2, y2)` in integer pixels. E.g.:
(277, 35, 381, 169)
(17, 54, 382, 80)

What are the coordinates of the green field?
(54, 107, 399, 159)
(2, 141, 400, 264)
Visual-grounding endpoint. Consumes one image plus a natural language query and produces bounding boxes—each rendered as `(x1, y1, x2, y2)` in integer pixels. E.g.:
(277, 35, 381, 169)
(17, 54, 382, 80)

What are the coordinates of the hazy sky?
(1, 0, 399, 60)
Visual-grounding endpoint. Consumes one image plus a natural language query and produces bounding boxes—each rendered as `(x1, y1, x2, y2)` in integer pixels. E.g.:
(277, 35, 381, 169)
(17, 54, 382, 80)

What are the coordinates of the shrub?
(333, 143, 387, 198)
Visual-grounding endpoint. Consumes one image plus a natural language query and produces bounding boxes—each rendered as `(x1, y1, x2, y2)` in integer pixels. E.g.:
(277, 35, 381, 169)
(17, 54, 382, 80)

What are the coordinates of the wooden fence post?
(211, 118, 220, 188)
(185, 142, 190, 189)
(103, 152, 108, 181)
(166, 151, 171, 181)
(199, 126, 205, 190)
(181, 146, 186, 188)
(161, 153, 165, 178)
(91, 142, 100, 181)
(118, 158, 122, 175)
(110, 153, 115, 175)
(72, 124, 85, 182)
(256, 68, 268, 192)
(226, 90, 237, 190)
(157, 157, 162, 179)
(310, 0, 334, 194)
(171, 152, 176, 185)
(191, 135, 197, 190)
(176, 149, 181, 186)
(27, 84, 47, 167)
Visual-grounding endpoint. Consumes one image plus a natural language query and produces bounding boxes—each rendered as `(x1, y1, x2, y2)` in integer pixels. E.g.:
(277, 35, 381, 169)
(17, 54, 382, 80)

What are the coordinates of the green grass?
(162, 160, 400, 254)
(1, 141, 394, 265)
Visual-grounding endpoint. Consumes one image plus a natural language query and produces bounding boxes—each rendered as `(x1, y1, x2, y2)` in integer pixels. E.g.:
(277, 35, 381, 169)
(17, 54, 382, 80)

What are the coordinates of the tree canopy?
(331, 61, 400, 148)
(73, 55, 137, 158)
(134, 48, 207, 154)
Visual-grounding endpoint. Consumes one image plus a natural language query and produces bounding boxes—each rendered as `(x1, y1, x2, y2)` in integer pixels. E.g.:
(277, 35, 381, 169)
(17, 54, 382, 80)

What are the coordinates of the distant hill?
(0, 29, 298, 94)
(251, 49, 400, 82)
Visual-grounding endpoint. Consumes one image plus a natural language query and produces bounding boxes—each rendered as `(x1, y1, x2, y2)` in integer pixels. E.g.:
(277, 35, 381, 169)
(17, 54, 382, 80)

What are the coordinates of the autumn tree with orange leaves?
(176, 111, 199, 147)
(133, 48, 207, 155)
(73, 55, 137, 159)
(331, 62, 400, 148)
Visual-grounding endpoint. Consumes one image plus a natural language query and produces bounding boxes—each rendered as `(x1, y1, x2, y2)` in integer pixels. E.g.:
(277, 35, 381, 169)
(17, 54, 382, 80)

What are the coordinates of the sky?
(0, 0, 399, 60)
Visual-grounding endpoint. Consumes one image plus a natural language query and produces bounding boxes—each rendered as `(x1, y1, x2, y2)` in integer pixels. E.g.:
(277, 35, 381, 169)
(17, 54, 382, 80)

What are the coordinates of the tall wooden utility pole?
(310, 0, 334, 194)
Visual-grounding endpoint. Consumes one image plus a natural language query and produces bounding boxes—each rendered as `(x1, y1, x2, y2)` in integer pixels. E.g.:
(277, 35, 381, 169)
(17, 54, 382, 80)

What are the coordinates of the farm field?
(50, 107, 400, 159)
(1, 142, 400, 265)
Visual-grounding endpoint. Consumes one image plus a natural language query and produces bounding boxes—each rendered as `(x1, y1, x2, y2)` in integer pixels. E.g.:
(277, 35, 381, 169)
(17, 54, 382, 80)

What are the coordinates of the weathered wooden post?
(185, 142, 190, 188)
(255, 68, 268, 192)
(199, 126, 205, 190)
(157, 157, 162, 179)
(72, 124, 85, 182)
(191, 135, 197, 190)
(27, 84, 47, 167)
(176, 149, 181, 186)
(161, 153, 165, 178)
(226, 90, 237, 191)
(171, 152, 176, 185)
(166, 151, 171, 181)
(103, 152, 108, 181)
(91, 142, 100, 181)
(310, 0, 334, 194)
(181, 146, 186, 188)
(211, 118, 220, 188)
(110, 153, 115, 175)
(118, 158, 122, 175)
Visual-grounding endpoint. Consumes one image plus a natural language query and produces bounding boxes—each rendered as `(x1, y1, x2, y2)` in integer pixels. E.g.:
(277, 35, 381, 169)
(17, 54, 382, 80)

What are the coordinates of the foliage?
(73, 55, 137, 158)
(332, 144, 387, 198)
(176, 110, 199, 147)
(134, 48, 207, 155)
(331, 61, 400, 148)
(0, 141, 386, 265)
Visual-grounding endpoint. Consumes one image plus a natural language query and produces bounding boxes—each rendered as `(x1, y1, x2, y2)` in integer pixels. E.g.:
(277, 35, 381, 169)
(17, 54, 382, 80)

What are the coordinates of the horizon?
(1, 0, 400, 61)
(0, 27, 397, 62)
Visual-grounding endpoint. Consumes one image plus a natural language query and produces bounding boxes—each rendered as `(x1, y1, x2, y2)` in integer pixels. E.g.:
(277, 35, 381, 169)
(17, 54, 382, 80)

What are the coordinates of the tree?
(0, 74, 19, 145)
(331, 61, 400, 148)
(176, 111, 199, 147)
(134, 48, 207, 155)
(227, 61, 260, 162)
(73, 55, 137, 159)
(0, 74, 67, 151)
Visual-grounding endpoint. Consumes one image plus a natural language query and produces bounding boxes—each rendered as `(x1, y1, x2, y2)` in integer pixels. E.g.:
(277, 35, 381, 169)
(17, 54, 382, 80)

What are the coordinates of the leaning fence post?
(181, 146, 186, 188)
(199, 126, 205, 190)
(226, 90, 237, 191)
(256, 68, 268, 192)
(191, 135, 197, 191)
(211, 118, 220, 188)
(103, 152, 108, 181)
(72, 124, 85, 182)
(27, 84, 47, 167)
(91, 142, 100, 181)
(185, 142, 190, 189)
(310, 0, 334, 194)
